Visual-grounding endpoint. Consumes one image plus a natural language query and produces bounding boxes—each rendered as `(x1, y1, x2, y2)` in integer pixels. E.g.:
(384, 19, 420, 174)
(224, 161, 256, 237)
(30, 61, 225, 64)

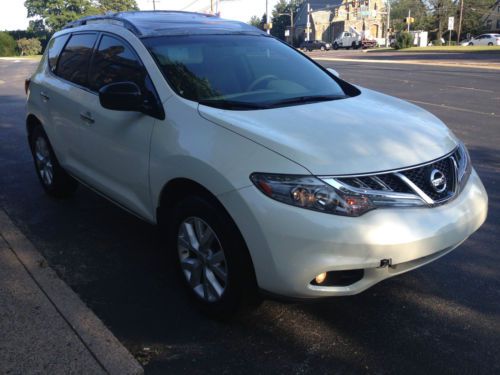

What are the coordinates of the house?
(294, 0, 387, 43)
(483, 0, 500, 32)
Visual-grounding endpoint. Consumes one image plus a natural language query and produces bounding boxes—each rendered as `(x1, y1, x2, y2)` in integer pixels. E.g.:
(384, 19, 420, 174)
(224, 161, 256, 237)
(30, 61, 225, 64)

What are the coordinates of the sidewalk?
(0, 209, 143, 375)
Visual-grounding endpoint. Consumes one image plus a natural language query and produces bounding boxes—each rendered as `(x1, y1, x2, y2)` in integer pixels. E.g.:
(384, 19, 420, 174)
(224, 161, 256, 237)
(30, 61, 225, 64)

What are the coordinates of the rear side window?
(89, 35, 146, 92)
(47, 34, 69, 72)
(56, 33, 97, 87)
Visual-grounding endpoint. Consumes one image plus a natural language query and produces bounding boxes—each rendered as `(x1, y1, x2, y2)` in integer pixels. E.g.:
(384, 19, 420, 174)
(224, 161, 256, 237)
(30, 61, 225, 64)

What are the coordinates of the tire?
(302, 47, 307, 52)
(469, 42, 473, 46)
(333, 43, 339, 50)
(29, 125, 78, 198)
(352, 42, 357, 50)
(166, 195, 260, 318)
(488, 42, 493, 46)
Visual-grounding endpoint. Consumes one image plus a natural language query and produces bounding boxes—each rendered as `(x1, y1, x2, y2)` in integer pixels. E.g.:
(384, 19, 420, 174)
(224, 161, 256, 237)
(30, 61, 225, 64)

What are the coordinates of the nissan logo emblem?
(430, 169, 447, 193)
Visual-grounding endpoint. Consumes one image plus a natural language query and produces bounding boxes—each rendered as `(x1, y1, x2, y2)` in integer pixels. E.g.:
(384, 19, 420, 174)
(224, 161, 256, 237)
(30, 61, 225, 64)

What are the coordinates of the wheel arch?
(26, 113, 43, 140)
(157, 177, 259, 290)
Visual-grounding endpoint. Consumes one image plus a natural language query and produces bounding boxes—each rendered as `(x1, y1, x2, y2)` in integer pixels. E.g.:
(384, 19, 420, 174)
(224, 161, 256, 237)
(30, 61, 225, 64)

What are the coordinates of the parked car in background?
(25, 11, 488, 317)
(300, 40, 331, 51)
(466, 34, 500, 46)
(333, 30, 377, 50)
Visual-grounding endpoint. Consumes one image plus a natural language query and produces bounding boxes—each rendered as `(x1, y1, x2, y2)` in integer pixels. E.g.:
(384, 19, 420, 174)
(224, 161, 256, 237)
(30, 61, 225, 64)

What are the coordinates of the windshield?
(143, 34, 352, 109)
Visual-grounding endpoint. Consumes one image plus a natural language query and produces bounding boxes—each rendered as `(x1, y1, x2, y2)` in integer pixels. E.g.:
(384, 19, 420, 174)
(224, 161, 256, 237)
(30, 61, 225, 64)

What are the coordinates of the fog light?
(315, 272, 327, 284)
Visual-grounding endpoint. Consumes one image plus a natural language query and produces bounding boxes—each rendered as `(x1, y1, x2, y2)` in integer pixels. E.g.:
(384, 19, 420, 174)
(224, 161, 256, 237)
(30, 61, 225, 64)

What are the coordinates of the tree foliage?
(390, 0, 496, 40)
(24, 0, 139, 32)
(394, 31, 414, 48)
(0, 32, 17, 56)
(98, 0, 138, 13)
(17, 38, 42, 55)
(248, 15, 262, 28)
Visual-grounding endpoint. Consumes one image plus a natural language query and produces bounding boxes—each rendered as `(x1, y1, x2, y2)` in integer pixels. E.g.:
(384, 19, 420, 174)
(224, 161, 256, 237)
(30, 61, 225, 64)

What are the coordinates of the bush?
(0, 32, 17, 56)
(16, 38, 42, 56)
(394, 32, 414, 49)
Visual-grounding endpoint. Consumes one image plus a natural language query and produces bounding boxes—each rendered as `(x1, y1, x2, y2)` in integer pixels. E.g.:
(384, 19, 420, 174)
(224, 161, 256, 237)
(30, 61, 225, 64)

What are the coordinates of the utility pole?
(306, 2, 311, 41)
(290, 8, 294, 45)
(457, 0, 464, 43)
(385, 0, 391, 47)
(152, 0, 156, 10)
(211, 0, 213, 14)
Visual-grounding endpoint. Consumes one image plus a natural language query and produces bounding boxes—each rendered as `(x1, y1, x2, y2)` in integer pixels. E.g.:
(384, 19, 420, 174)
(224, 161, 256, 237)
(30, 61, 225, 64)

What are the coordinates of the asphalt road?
(0, 58, 499, 374)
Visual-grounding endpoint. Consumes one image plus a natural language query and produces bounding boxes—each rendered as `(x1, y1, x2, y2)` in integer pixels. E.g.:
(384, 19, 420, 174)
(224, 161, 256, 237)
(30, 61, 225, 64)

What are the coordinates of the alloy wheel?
(177, 217, 228, 302)
(34, 136, 54, 186)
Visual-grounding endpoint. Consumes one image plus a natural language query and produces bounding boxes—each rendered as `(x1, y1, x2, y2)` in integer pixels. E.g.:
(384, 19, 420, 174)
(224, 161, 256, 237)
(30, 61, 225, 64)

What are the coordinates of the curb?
(0, 208, 144, 375)
(313, 56, 500, 70)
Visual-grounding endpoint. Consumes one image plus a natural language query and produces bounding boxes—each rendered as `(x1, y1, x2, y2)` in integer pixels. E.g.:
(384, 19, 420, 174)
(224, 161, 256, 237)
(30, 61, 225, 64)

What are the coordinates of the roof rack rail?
(63, 15, 141, 36)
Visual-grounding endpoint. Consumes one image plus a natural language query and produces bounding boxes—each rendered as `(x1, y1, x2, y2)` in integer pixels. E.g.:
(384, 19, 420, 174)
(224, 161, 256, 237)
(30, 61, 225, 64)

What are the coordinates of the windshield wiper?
(267, 95, 346, 107)
(198, 99, 268, 110)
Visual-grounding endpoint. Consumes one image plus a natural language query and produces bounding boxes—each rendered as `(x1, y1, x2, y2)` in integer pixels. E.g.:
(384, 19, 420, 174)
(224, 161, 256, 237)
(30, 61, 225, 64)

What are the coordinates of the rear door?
(47, 32, 98, 171)
(76, 33, 158, 219)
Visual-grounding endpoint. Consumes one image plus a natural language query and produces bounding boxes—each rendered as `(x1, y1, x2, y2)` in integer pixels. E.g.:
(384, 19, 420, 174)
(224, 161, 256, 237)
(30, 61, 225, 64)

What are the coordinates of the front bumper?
(219, 169, 488, 299)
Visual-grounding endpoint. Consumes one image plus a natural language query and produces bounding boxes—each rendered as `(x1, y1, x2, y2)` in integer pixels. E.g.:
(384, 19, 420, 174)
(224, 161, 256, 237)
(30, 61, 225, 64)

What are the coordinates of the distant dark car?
(300, 40, 331, 51)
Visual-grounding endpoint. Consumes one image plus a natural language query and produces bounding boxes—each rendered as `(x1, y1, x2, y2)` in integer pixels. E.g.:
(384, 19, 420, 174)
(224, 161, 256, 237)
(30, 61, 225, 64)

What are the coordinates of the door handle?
(40, 91, 50, 101)
(80, 111, 95, 125)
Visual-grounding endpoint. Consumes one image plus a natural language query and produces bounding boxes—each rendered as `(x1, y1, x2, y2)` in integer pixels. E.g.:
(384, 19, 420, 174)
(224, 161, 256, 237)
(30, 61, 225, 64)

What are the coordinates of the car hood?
(198, 88, 458, 175)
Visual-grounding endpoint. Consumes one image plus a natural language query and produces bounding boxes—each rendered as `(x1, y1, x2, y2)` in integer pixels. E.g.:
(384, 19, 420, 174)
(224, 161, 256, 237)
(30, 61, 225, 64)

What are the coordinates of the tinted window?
(56, 33, 97, 87)
(89, 35, 145, 92)
(144, 35, 351, 110)
(47, 34, 69, 72)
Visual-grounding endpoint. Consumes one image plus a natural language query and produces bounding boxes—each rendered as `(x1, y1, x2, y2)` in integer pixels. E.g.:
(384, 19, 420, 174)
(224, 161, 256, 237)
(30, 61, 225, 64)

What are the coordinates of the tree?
(24, 0, 99, 32)
(17, 38, 42, 55)
(271, 0, 301, 42)
(97, 0, 138, 13)
(389, 0, 433, 32)
(0, 32, 17, 57)
(428, 0, 457, 41)
(249, 15, 261, 28)
(459, 0, 497, 37)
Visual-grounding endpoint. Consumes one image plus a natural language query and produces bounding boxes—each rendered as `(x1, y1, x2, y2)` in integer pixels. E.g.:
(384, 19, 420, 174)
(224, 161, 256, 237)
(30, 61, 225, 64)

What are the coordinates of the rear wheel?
(469, 42, 474, 46)
(488, 42, 493, 46)
(29, 125, 78, 198)
(166, 195, 260, 317)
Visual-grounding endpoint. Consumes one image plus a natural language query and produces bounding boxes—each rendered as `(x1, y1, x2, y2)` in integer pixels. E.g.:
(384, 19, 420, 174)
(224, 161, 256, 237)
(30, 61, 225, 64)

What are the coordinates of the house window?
(497, 19, 500, 29)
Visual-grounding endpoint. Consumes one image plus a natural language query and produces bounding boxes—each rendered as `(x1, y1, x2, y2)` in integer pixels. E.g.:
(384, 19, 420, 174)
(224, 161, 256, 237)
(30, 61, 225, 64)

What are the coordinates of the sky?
(0, 0, 280, 31)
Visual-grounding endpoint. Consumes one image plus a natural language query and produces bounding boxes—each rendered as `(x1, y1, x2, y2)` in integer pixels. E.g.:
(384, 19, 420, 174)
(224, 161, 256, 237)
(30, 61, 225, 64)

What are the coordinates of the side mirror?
(99, 82, 143, 112)
(327, 68, 340, 78)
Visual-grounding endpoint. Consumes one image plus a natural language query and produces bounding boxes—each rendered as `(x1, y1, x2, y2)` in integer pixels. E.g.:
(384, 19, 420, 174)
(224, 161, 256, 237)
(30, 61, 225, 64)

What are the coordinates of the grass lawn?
(0, 55, 42, 60)
(368, 46, 500, 53)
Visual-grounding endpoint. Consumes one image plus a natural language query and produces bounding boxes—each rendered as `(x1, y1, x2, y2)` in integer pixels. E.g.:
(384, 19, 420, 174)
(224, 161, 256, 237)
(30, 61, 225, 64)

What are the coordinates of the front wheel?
(488, 42, 493, 46)
(333, 43, 339, 50)
(469, 42, 474, 46)
(29, 125, 78, 198)
(167, 195, 260, 317)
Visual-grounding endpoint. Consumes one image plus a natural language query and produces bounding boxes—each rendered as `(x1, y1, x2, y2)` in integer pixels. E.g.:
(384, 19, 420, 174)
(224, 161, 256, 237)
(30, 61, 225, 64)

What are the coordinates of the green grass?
(368, 46, 500, 54)
(0, 55, 42, 60)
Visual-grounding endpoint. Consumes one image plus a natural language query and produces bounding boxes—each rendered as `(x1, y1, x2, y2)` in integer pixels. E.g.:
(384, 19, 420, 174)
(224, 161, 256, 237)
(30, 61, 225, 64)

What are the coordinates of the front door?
(77, 33, 159, 220)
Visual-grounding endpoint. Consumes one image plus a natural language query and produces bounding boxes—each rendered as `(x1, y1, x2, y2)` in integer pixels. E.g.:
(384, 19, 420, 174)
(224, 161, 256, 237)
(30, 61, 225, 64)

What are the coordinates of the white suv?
(26, 11, 488, 316)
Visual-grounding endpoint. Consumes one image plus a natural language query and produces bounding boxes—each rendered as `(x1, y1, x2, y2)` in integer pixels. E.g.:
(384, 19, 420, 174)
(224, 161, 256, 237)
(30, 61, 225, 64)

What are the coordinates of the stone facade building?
(294, 0, 387, 44)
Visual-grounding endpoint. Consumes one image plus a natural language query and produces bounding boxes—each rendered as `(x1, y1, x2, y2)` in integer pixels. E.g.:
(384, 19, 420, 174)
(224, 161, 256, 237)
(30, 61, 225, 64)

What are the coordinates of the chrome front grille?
(335, 147, 468, 206)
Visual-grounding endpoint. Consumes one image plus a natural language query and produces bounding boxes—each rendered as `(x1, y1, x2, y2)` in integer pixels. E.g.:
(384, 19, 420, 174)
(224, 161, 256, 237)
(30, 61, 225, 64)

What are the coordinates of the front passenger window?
(89, 35, 146, 92)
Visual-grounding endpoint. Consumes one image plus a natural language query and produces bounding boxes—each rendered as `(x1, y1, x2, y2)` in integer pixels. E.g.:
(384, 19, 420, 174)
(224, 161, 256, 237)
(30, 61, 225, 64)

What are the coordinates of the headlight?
(455, 141, 471, 192)
(250, 173, 426, 217)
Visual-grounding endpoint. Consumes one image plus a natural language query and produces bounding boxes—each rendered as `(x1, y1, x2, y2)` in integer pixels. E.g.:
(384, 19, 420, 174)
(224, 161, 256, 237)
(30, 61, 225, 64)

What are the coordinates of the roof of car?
(63, 11, 267, 38)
